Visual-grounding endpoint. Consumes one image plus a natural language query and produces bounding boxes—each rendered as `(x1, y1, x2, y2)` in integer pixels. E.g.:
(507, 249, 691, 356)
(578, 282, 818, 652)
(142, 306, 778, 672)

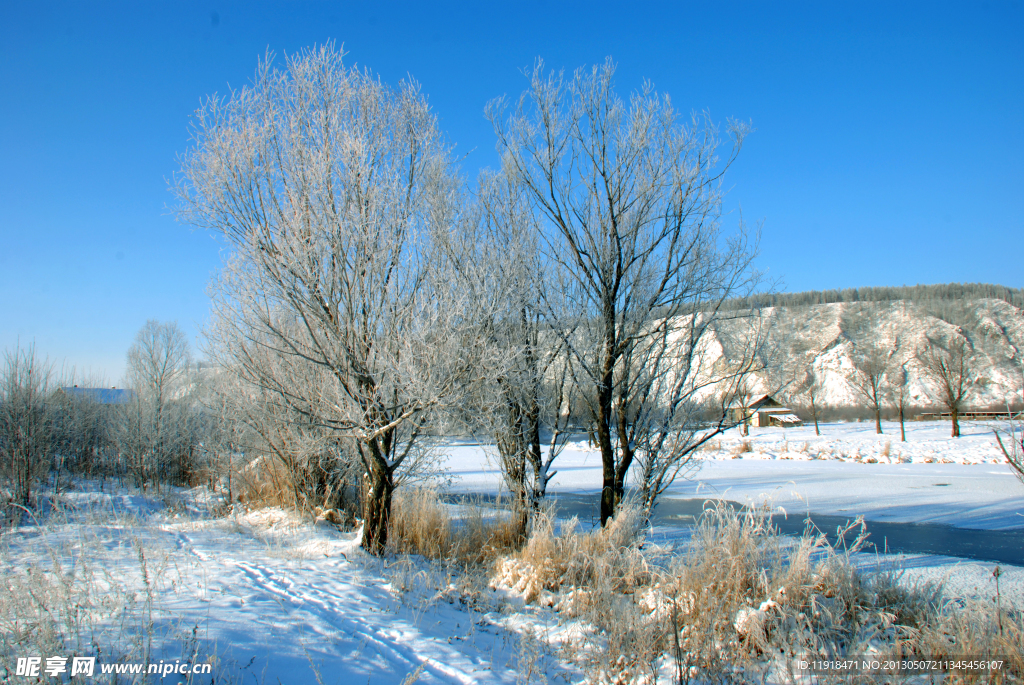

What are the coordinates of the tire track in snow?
(223, 558, 511, 683)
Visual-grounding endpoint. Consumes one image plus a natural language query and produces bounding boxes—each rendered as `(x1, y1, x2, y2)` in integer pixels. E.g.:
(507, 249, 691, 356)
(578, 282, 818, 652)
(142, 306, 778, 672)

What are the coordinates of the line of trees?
(726, 282, 1024, 310)
(172, 46, 768, 553)
(783, 333, 989, 440)
(0, 324, 204, 517)
(0, 320, 365, 522)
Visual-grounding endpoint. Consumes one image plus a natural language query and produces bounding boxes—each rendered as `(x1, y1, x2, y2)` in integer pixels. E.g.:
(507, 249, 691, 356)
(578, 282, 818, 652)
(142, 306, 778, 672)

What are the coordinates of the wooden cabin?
(728, 394, 803, 428)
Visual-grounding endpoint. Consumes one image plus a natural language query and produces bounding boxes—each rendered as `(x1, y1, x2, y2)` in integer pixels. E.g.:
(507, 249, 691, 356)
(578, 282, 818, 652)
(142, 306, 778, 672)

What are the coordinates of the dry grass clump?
(388, 488, 523, 566)
(667, 504, 881, 676)
(230, 455, 361, 526)
(490, 505, 668, 682)
(493, 504, 647, 604)
(232, 455, 297, 509)
(732, 440, 753, 455)
(490, 501, 1022, 683)
(699, 439, 723, 453)
(914, 597, 1024, 677)
(669, 505, 1022, 682)
(1, 549, 131, 669)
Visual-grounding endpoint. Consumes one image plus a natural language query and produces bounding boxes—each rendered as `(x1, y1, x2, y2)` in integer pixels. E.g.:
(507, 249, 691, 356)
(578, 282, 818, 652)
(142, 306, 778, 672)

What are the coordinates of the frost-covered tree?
(0, 345, 60, 508)
(798, 369, 824, 436)
(113, 320, 195, 491)
(887, 360, 911, 442)
(490, 59, 765, 523)
(919, 336, 976, 438)
(471, 171, 576, 532)
(847, 344, 889, 434)
(176, 46, 490, 554)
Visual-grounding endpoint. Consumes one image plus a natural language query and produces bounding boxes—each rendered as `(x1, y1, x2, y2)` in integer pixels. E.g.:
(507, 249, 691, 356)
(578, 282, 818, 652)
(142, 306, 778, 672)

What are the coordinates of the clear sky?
(1, 1, 1021, 383)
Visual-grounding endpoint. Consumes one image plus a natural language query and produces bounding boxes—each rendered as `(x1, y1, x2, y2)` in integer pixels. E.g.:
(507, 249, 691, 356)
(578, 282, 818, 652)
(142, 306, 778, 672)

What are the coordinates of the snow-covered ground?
(2, 493, 575, 684)
(444, 420, 1024, 529)
(441, 418, 1024, 611)
(2, 419, 1020, 684)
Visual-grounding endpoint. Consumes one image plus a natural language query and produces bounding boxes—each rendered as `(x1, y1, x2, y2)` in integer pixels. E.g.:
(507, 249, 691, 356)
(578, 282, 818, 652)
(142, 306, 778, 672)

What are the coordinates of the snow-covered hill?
(715, 298, 1024, 410)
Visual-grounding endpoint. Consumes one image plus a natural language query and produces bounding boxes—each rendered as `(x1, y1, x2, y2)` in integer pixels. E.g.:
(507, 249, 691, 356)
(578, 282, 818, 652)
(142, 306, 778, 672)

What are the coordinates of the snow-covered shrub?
(490, 505, 665, 683)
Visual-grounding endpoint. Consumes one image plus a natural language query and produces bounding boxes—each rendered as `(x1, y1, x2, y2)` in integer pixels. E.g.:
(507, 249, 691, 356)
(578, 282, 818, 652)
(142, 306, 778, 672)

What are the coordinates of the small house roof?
(727, 394, 785, 410)
(59, 387, 136, 405)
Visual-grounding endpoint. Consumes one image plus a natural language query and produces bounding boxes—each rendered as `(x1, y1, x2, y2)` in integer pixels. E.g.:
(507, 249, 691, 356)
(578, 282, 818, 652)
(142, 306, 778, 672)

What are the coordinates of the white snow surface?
(3, 495, 573, 684)
(443, 420, 1024, 530)
(3, 420, 1021, 684)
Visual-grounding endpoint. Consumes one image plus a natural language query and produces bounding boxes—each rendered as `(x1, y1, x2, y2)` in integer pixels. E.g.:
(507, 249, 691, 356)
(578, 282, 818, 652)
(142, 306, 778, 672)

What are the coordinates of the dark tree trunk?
(598, 413, 616, 526)
(362, 462, 394, 555)
(899, 405, 906, 442)
(810, 398, 820, 436)
(597, 326, 617, 526)
(950, 407, 960, 438)
(506, 444, 529, 537)
(611, 401, 634, 521)
(495, 380, 530, 537)
(874, 407, 882, 435)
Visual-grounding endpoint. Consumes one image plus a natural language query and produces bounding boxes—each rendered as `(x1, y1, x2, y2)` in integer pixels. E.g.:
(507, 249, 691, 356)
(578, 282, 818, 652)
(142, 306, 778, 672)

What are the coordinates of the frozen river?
(441, 420, 1024, 531)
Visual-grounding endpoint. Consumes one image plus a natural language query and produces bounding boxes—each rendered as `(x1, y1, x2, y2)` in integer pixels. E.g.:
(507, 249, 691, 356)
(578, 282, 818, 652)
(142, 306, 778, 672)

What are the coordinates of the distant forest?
(726, 282, 1024, 310)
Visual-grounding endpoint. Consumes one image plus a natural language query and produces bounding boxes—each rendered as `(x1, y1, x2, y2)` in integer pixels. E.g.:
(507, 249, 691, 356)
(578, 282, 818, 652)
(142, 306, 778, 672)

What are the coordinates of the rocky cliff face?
(714, 298, 1024, 410)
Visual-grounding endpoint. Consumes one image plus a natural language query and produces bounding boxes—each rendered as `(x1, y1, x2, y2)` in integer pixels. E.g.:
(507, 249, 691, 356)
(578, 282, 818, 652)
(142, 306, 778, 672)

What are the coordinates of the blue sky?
(1, 1, 1021, 382)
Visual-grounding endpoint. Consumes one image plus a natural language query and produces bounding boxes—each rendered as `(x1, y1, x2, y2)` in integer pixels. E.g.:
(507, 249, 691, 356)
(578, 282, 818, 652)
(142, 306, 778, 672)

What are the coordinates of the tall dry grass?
(488, 501, 1023, 684)
(387, 488, 524, 566)
(364, 485, 1023, 683)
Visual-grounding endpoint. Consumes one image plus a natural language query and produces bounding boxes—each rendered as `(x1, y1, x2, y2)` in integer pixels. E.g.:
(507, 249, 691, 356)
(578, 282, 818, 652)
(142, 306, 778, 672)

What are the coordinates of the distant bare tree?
(848, 344, 889, 434)
(0, 345, 60, 509)
(887, 359, 911, 442)
(919, 336, 976, 438)
(114, 320, 194, 491)
(176, 46, 490, 554)
(490, 59, 764, 523)
(798, 369, 824, 436)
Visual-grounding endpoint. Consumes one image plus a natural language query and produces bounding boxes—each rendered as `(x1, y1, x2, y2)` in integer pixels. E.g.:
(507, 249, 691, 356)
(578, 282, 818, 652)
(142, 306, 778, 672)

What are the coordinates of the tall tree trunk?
(496, 373, 531, 537)
(598, 326, 617, 526)
(899, 405, 906, 442)
(810, 397, 820, 436)
(17, 446, 31, 507)
(598, 411, 616, 526)
(874, 407, 882, 434)
(612, 398, 634, 521)
(524, 409, 545, 524)
(362, 460, 394, 555)
(950, 407, 960, 438)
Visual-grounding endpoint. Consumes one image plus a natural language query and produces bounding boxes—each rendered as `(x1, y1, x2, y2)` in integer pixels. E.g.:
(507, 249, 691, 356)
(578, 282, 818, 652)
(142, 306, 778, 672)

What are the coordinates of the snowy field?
(444, 420, 1023, 530)
(2, 494, 565, 684)
(2, 419, 1021, 684)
